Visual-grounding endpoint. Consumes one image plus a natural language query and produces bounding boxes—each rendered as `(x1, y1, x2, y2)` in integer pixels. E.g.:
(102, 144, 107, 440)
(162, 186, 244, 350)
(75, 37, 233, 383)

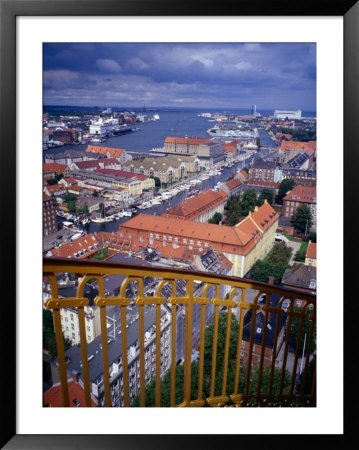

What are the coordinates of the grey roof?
(282, 265, 317, 290)
(251, 159, 277, 170)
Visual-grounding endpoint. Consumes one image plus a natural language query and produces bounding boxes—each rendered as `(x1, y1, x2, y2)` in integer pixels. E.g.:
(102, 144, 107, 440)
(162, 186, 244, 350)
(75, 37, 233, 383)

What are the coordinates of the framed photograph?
(1, 0, 356, 448)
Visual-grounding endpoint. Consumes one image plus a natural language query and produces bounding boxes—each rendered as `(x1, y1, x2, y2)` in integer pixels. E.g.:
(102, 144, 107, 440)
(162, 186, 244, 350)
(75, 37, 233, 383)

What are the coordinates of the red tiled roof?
(280, 140, 316, 154)
(94, 168, 148, 181)
(43, 379, 97, 407)
(162, 189, 228, 220)
(306, 241, 316, 259)
(116, 202, 279, 257)
(86, 145, 124, 158)
(43, 163, 68, 173)
(226, 179, 242, 190)
(165, 137, 213, 145)
(74, 160, 101, 170)
(283, 185, 316, 204)
(49, 234, 100, 259)
(241, 170, 249, 179)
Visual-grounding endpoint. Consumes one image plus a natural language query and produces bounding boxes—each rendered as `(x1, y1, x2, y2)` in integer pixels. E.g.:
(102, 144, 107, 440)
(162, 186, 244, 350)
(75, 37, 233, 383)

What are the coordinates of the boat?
(207, 126, 255, 138)
(81, 218, 90, 225)
(151, 198, 162, 205)
(91, 217, 105, 223)
(153, 114, 160, 120)
(122, 210, 132, 216)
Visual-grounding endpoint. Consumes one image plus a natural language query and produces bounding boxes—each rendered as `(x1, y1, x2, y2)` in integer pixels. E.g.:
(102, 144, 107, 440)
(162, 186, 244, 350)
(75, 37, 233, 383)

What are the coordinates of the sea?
(44, 107, 316, 155)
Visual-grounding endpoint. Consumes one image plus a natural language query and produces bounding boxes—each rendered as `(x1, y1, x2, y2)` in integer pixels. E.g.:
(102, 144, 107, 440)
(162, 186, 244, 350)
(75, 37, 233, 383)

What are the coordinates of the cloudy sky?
(43, 43, 316, 111)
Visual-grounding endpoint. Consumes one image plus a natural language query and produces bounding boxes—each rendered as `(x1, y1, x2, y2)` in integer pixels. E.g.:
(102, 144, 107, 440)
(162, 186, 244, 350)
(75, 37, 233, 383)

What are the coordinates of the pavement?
(286, 240, 301, 265)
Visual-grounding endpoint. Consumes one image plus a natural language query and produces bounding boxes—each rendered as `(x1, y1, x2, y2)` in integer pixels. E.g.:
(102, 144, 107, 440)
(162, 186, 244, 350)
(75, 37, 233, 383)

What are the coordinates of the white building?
(274, 110, 302, 120)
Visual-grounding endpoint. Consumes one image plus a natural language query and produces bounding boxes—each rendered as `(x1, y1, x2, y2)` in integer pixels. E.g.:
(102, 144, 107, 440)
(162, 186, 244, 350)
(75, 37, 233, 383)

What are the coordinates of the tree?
(240, 189, 257, 216)
(250, 260, 287, 285)
(277, 178, 296, 204)
(267, 242, 292, 265)
(92, 190, 99, 197)
(208, 212, 222, 224)
(43, 309, 71, 359)
(291, 204, 312, 234)
(290, 306, 316, 355)
(257, 188, 274, 206)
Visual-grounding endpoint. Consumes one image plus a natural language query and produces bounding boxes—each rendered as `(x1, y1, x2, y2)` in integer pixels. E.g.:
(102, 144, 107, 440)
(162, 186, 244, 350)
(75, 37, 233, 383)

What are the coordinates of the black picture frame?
(1, 0, 356, 448)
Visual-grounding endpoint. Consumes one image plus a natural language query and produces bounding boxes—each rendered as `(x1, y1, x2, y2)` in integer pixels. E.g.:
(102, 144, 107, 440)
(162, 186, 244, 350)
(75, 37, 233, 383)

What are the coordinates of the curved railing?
(43, 257, 316, 407)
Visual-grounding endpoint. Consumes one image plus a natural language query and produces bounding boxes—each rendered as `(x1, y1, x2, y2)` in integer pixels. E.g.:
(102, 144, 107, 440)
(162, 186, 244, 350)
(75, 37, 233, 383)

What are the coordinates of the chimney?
(268, 276, 274, 285)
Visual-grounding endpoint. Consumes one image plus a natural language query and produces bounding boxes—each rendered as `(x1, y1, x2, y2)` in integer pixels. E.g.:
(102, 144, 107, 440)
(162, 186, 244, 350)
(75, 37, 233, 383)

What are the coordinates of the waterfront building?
(162, 189, 228, 223)
(70, 169, 150, 197)
(43, 183, 67, 198)
(282, 185, 317, 225)
(164, 137, 212, 155)
(115, 201, 279, 278)
(86, 145, 132, 165)
(43, 162, 72, 179)
(43, 194, 58, 236)
(124, 155, 200, 185)
(274, 109, 302, 120)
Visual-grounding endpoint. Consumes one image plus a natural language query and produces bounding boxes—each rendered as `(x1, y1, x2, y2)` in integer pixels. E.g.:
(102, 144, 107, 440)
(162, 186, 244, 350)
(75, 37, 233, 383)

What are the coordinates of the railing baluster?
(120, 304, 130, 406)
(99, 305, 111, 406)
(256, 292, 270, 396)
(300, 305, 316, 398)
(197, 303, 206, 403)
(209, 304, 219, 399)
(184, 280, 193, 405)
(171, 302, 177, 407)
(290, 305, 306, 396)
(155, 303, 161, 407)
(221, 305, 233, 398)
(232, 289, 246, 397)
(139, 304, 145, 407)
(268, 305, 281, 396)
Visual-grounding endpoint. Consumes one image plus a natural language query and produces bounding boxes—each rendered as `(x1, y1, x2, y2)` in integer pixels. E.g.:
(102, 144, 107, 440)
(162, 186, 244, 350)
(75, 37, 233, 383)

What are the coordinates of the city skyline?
(43, 43, 316, 110)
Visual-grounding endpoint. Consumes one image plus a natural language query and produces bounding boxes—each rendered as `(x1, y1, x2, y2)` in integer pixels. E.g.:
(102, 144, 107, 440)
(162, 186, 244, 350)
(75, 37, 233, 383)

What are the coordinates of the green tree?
(291, 204, 312, 234)
(250, 260, 287, 285)
(43, 309, 71, 359)
(277, 178, 296, 204)
(267, 242, 292, 265)
(290, 306, 316, 354)
(257, 188, 274, 206)
(240, 189, 257, 216)
(92, 190, 99, 197)
(208, 212, 222, 224)
(224, 195, 241, 226)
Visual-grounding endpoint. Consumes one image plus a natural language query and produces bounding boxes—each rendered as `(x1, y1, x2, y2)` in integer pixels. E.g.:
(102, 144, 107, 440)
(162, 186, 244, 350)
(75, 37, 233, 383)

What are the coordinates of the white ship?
(207, 126, 255, 139)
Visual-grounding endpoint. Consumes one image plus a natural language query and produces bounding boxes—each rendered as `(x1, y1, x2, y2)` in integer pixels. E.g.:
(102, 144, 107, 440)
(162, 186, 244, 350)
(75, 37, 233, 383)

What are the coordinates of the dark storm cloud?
(43, 43, 316, 109)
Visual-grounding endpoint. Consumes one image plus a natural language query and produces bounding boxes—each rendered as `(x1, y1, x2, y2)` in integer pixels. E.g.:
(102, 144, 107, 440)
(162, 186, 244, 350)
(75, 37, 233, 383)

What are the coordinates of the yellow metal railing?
(43, 257, 316, 407)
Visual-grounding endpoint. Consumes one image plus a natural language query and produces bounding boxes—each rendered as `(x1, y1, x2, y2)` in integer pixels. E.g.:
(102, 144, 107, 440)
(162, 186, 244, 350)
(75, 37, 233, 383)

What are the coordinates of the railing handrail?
(43, 257, 316, 302)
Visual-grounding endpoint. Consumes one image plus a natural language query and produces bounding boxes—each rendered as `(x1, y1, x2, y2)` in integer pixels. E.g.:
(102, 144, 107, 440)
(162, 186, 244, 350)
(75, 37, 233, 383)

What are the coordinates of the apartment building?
(43, 193, 58, 236)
